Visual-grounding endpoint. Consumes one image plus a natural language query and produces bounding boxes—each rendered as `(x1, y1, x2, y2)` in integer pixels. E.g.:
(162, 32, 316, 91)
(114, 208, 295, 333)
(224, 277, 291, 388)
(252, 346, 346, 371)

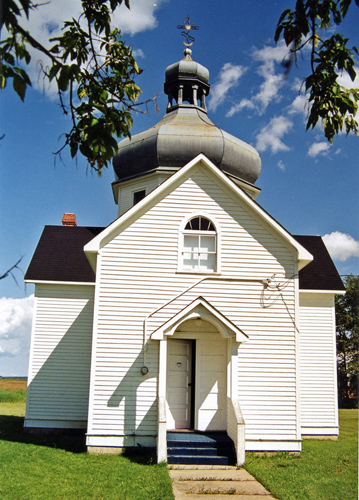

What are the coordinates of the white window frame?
(178, 213, 221, 274)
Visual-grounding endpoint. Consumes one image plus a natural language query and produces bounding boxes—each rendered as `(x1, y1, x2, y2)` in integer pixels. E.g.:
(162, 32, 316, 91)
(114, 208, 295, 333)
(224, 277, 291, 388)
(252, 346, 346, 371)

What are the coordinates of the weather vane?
(177, 15, 199, 47)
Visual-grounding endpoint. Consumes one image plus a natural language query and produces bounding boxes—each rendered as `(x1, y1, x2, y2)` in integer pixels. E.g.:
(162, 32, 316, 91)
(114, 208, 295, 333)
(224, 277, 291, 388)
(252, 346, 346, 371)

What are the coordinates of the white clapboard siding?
(87, 165, 299, 446)
(25, 284, 94, 428)
(299, 292, 339, 434)
(117, 175, 171, 217)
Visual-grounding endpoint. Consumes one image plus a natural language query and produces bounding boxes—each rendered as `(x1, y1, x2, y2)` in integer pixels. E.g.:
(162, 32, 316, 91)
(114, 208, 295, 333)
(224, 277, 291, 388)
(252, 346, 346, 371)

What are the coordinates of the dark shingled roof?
(294, 235, 345, 291)
(25, 226, 344, 291)
(25, 226, 104, 283)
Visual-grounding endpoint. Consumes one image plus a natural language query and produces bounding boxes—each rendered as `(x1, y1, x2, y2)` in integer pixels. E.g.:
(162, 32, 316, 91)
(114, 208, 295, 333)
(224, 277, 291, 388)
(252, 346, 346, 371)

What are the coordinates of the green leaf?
(58, 66, 70, 92)
(48, 64, 61, 81)
(0, 74, 6, 89)
(12, 74, 26, 101)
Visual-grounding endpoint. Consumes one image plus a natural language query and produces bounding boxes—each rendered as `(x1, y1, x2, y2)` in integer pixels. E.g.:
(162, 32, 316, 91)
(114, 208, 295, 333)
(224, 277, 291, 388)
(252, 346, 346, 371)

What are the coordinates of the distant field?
(0, 378, 27, 403)
(0, 378, 27, 391)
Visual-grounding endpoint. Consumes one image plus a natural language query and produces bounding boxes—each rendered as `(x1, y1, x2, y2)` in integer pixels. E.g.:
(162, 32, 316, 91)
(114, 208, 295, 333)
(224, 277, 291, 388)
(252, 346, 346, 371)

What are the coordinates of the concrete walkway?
(168, 466, 277, 499)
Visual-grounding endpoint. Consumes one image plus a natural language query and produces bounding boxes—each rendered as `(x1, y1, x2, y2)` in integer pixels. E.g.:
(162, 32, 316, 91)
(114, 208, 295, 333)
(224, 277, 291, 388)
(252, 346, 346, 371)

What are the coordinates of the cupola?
(112, 47, 262, 209)
(164, 48, 210, 112)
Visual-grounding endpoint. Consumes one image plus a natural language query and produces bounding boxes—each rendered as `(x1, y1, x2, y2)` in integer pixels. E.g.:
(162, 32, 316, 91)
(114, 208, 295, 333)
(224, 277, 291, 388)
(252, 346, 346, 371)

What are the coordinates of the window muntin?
(182, 216, 217, 272)
(185, 217, 215, 231)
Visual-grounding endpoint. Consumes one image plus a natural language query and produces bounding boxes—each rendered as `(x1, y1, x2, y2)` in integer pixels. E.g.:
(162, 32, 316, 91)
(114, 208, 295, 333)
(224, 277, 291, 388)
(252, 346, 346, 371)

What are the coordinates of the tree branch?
(11, 20, 63, 67)
(0, 257, 23, 285)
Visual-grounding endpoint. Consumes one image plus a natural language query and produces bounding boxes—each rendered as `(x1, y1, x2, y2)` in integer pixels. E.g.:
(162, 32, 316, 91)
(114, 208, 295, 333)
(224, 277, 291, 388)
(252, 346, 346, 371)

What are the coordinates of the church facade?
(24, 48, 344, 465)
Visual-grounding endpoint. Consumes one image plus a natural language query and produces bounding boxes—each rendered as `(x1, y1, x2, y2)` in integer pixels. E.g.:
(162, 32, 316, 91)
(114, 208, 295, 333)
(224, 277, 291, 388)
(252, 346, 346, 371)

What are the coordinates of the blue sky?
(1, 0, 358, 375)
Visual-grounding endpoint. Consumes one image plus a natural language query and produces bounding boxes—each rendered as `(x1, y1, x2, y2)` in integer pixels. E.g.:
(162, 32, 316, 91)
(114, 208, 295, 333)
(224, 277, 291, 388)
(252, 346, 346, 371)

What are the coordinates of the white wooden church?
(25, 46, 344, 465)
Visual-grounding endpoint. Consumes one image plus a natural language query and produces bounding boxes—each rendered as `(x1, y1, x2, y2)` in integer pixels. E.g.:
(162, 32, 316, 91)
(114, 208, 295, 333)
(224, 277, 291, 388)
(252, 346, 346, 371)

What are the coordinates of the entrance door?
(196, 339, 227, 431)
(167, 339, 193, 429)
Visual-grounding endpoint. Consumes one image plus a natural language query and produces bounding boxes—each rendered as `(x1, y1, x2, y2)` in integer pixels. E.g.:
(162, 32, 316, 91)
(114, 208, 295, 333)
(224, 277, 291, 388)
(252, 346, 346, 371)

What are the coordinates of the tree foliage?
(0, 0, 146, 173)
(336, 274, 359, 408)
(275, 0, 359, 142)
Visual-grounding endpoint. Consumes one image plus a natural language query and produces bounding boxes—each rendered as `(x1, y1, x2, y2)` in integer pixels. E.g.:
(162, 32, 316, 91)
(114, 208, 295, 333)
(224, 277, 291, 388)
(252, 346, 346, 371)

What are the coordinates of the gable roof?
(84, 154, 313, 271)
(293, 235, 345, 291)
(24, 226, 103, 283)
(150, 296, 248, 343)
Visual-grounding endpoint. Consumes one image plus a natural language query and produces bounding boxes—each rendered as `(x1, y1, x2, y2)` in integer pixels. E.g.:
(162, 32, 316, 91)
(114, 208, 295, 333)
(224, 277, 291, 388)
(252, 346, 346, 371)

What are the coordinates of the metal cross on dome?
(177, 15, 199, 47)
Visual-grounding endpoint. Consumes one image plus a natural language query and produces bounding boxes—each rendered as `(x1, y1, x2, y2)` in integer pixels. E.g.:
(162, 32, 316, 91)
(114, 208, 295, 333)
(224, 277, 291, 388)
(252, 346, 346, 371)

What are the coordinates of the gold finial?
(177, 15, 199, 47)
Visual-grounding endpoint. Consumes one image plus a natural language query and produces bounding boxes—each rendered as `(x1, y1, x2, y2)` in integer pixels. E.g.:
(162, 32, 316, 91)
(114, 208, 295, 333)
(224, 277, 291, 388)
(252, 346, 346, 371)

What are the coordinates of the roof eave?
(24, 279, 95, 286)
(299, 288, 346, 294)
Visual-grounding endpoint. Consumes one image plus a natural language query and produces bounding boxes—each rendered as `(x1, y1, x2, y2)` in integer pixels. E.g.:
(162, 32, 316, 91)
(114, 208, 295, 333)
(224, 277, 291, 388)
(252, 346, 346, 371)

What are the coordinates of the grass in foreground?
(1, 394, 357, 500)
(244, 409, 358, 500)
(0, 402, 174, 500)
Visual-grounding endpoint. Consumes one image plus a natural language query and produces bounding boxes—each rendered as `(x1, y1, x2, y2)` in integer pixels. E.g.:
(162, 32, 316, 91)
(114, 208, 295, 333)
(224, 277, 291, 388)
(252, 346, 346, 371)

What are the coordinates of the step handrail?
(227, 397, 245, 466)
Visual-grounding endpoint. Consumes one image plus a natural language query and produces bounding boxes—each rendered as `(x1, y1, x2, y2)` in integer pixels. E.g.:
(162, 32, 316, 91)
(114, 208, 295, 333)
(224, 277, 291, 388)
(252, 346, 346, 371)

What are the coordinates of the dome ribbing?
(113, 50, 261, 185)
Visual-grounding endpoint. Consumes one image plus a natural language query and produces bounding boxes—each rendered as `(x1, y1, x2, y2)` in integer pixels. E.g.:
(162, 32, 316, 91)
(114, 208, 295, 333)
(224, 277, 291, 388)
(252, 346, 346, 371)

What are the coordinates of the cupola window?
(133, 189, 146, 205)
(182, 216, 217, 272)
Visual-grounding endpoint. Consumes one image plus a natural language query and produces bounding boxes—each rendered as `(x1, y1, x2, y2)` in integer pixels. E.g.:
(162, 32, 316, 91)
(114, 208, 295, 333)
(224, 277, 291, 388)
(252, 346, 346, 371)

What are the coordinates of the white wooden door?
(196, 339, 227, 431)
(167, 340, 192, 429)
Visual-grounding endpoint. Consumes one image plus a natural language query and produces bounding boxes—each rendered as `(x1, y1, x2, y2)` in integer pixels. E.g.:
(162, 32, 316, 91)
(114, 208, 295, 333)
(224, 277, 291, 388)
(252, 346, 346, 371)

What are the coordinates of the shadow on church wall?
(107, 347, 157, 443)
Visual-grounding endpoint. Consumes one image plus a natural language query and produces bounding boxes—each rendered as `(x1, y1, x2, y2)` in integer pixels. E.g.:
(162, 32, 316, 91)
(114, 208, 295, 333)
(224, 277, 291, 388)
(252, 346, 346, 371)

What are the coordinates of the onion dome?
(113, 49, 261, 185)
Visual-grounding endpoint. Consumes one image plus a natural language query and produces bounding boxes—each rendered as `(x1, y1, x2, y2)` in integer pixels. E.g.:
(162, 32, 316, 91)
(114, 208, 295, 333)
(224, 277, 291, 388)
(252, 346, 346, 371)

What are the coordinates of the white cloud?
(255, 116, 293, 154)
(226, 98, 255, 117)
(252, 40, 291, 65)
(323, 232, 359, 262)
(288, 93, 308, 116)
(277, 160, 286, 171)
(133, 49, 145, 59)
(0, 296, 34, 359)
(307, 141, 331, 158)
(112, 0, 165, 35)
(255, 72, 286, 113)
(208, 63, 246, 112)
(252, 42, 291, 112)
(226, 40, 288, 117)
(13, 0, 164, 95)
(337, 67, 359, 89)
(337, 67, 359, 128)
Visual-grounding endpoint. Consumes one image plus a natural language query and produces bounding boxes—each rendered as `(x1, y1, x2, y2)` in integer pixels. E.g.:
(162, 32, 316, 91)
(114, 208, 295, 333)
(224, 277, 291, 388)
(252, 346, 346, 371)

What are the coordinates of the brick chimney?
(62, 213, 77, 226)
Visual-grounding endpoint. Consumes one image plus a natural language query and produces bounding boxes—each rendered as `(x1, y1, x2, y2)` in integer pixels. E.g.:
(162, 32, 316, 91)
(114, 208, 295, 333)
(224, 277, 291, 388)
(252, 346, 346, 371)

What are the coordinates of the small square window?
(133, 190, 146, 205)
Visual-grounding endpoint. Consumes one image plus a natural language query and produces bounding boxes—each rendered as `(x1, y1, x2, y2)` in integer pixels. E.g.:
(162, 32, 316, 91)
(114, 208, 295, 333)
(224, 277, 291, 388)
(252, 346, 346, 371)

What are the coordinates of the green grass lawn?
(244, 409, 358, 500)
(0, 399, 357, 499)
(0, 402, 174, 500)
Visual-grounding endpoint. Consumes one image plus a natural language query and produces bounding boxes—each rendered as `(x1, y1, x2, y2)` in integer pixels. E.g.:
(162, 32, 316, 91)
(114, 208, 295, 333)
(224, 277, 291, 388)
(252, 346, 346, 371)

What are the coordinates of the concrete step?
(168, 468, 277, 499)
(172, 495, 276, 500)
(169, 468, 256, 481)
(172, 480, 271, 496)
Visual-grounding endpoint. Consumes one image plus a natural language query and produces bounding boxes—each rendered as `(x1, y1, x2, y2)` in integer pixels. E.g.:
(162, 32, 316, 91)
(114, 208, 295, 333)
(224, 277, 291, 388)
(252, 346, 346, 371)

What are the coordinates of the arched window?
(182, 216, 217, 272)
